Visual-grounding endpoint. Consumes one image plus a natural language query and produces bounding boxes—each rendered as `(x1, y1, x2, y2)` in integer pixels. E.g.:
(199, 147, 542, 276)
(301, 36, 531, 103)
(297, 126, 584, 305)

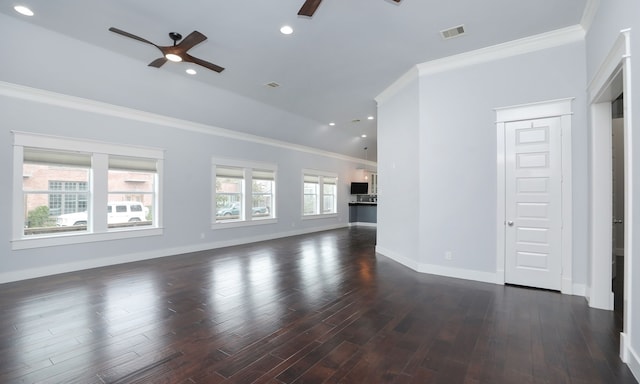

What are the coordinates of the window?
(303, 170, 338, 217)
(252, 169, 275, 220)
(215, 166, 244, 222)
(303, 175, 320, 215)
(13, 132, 163, 249)
(213, 160, 276, 226)
(49, 181, 88, 216)
(108, 155, 156, 228)
(22, 148, 91, 233)
(323, 176, 337, 214)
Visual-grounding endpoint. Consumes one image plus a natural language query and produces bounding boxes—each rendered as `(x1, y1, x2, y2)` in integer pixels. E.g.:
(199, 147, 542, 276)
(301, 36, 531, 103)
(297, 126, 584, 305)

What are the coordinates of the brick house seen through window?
(23, 163, 154, 228)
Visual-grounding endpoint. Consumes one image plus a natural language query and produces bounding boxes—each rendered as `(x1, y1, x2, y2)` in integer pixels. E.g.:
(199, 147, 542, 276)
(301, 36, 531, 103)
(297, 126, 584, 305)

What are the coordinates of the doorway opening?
(587, 29, 632, 363)
(611, 93, 624, 328)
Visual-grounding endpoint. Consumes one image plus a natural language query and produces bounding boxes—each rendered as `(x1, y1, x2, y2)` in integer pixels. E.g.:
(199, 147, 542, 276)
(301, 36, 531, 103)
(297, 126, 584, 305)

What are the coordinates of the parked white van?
(56, 202, 149, 226)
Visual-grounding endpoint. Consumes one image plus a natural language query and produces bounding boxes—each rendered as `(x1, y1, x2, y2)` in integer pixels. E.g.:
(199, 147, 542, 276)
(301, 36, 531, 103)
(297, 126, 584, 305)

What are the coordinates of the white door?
(505, 117, 562, 291)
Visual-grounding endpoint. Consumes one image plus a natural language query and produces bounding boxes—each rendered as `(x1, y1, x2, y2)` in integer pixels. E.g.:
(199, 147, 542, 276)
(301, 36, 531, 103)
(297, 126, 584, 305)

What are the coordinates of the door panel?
(505, 117, 562, 291)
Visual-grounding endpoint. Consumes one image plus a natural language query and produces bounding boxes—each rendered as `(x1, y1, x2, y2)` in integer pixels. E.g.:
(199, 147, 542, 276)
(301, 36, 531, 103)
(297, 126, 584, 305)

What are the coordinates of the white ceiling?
(0, 0, 588, 161)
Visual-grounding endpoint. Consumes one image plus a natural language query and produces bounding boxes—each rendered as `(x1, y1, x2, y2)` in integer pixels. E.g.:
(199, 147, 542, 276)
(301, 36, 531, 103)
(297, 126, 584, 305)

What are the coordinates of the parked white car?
(56, 202, 149, 226)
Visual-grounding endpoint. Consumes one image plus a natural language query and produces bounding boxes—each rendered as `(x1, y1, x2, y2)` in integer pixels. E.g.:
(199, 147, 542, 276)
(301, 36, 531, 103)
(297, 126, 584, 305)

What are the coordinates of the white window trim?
(302, 169, 338, 219)
(12, 131, 164, 250)
(211, 158, 277, 229)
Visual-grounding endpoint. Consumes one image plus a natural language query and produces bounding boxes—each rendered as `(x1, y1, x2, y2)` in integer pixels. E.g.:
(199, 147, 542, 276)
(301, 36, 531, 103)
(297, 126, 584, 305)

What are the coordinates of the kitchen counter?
(348, 202, 377, 223)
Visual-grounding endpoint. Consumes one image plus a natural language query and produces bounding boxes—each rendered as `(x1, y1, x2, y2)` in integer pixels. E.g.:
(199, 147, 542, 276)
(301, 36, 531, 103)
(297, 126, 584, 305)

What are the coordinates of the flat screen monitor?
(350, 182, 369, 195)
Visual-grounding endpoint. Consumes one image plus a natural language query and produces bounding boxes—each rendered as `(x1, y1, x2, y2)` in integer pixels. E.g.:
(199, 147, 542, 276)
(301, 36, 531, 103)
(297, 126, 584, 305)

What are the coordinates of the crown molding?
(376, 25, 585, 105)
(580, 0, 600, 32)
(0, 81, 376, 167)
(417, 25, 585, 77)
(587, 29, 630, 103)
(375, 66, 419, 106)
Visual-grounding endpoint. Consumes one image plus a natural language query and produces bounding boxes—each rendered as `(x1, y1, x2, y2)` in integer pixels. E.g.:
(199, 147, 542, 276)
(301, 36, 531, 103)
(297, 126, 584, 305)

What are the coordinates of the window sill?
(11, 227, 163, 250)
(302, 213, 338, 220)
(212, 218, 278, 229)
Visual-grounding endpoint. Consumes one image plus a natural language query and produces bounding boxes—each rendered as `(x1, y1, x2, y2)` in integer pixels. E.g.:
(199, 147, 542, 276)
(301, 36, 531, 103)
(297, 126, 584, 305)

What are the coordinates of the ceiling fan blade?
(178, 31, 207, 51)
(298, 0, 322, 16)
(183, 54, 224, 73)
(148, 57, 168, 68)
(109, 27, 158, 47)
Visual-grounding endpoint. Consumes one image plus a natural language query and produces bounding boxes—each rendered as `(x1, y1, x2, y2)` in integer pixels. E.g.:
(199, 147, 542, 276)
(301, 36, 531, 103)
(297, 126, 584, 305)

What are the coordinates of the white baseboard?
(348, 222, 377, 227)
(0, 223, 348, 284)
(376, 247, 588, 297)
(376, 246, 499, 285)
(375, 246, 421, 271)
(571, 283, 587, 297)
(622, 333, 640, 382)
(630, 348, 640, 383)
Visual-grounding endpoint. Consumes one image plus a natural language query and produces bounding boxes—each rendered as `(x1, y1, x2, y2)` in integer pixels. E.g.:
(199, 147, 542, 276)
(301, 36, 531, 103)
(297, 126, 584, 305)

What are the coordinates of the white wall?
(376, 71, 421, 268)
(0, 88, 370, 282)
(0, 15, 374, 282)
(377, 37, 588, 284)
(586, 0, 640, 377)
(0, 13, 371, 160)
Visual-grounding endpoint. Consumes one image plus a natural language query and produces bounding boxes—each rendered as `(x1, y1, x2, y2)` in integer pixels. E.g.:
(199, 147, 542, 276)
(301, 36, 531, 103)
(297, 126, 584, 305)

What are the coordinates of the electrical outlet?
(445, 251, 453, 260)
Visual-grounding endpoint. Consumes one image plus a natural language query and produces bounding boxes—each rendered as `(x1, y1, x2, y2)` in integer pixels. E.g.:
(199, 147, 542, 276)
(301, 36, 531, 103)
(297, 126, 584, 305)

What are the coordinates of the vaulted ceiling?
(0, 0, 589, 161)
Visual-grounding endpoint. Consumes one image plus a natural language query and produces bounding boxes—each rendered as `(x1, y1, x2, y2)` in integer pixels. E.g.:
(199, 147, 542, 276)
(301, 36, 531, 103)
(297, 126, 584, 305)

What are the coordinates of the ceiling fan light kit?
(109, 1, 399, 73)
(165, 53, 182, 62)
(108, 27, 225, 73)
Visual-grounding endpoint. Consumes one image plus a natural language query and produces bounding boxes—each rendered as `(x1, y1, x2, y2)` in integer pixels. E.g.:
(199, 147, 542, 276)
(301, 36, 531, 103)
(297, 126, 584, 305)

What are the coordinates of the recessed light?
(367, 116, 374, 120)
(329, 122, 336, 126)
(280, 25, 293, 35)
(361, 134, 367, 138)
(14, 5, 34, 16)
(165, 53, 182, 62)
(186, 68, 197, 75)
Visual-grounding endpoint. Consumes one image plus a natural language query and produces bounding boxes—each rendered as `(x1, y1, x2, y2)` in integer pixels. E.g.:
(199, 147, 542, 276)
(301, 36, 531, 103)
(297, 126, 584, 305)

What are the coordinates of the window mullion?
(92, 153, 108, 232)
(318, 176, 324, 214)
(153, 162, 162, 227)
(244, 168, 252, 221)
(13, 145, 25, 239)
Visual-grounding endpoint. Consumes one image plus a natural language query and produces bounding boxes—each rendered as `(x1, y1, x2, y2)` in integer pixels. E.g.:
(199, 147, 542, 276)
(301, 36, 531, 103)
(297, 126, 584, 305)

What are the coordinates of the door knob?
(613, 219, 623, 224)
(507, 221, 514, 226)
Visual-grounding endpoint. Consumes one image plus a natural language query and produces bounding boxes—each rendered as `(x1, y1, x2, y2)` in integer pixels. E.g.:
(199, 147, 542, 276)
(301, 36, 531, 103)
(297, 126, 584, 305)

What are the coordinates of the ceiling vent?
(440, 25, 465, 40)
(264, 82, 281, 88)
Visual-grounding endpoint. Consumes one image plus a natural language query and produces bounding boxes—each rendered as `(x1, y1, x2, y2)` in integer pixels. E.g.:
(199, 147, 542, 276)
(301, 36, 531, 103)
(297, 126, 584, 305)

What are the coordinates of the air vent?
(440, 25, 465, 40)
(264, 82, 281, 88)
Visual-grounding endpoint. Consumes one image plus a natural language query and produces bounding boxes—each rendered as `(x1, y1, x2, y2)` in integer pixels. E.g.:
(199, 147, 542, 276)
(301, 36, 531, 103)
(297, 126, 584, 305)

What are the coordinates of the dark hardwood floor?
(1, 227, 637, 384)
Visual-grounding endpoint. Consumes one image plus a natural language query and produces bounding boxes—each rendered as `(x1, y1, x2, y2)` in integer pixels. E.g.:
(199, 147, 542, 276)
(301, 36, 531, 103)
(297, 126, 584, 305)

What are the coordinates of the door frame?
(495, 98, 574, 294)
(587, 29, 632, 362)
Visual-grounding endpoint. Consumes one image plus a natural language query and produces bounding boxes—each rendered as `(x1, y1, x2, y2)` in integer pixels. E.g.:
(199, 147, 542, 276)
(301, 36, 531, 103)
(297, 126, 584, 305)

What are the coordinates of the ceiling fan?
(298, 0, 401, 17)
(108, 27, 225, 73)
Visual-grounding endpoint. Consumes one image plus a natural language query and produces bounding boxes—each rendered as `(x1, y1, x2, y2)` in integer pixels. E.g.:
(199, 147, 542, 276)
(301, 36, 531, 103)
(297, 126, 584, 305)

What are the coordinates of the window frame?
(302, 169, 339, 219)
(212, 158, 277, 229)
(12, 132, 164, 250)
